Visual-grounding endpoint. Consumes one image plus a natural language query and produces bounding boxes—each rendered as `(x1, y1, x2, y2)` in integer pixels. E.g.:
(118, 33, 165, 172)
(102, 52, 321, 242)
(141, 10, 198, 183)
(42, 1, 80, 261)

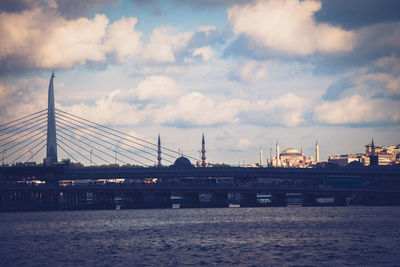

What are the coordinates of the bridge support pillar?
(61, 192, 88, 210)
(270, 193, 287, 207)
(302, 194, 347, 207)
(240, 192, 261, 207)
(121, 192, 145, 209)
(121, 192, 171, 209)
(37, 191, 60, 210)
(149, 192, 172, 209)
(92, 192, 115, 210)
(4, 192, 17, 211)
(181, 192, 200, 208)
(363, 193, 400, 206)
(0, 191, 60, 211)
(209, 192, 229, 208)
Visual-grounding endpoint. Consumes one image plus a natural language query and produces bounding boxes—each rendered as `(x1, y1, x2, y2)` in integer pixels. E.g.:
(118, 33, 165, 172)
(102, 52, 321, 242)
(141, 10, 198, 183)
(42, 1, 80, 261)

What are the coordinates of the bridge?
(1, 73, 400, 211)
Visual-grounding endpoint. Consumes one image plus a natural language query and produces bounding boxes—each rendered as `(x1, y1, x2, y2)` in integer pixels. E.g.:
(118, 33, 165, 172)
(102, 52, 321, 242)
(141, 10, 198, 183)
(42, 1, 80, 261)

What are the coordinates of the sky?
(0, 0, 399, 165)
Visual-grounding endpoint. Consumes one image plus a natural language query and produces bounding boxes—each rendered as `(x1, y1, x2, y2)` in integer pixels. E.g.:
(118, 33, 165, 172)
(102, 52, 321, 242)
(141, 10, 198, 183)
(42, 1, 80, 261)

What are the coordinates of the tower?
(370, 138, 378, 166)
(201, 133, 206, 167)
(157, 134, 162, 167)
(301, 145, 304, 162)
(315, 139, 319, 163)
(46, 72, 58, 164)
(259, 145, 263, 167)
(276, 139, 280, 166)
(371, 138, 375, 156)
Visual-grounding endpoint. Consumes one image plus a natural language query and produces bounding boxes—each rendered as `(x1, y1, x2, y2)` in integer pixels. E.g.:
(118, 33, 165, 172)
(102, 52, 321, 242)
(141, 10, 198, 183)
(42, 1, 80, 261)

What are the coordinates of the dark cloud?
(55, 0, 113, 19)
(130, 0, 248, 14)
(171, 0, 248, 8)
(313, 20, 400, 74)
(187, 28, 220, 47)
(0, 0, 114, 19)
(0, 0, 36, 12)
(225, 20, 400, 75)
(315, 0, 400, 30)
(322, 78, 353, 101)
(130, 0, 165, 16)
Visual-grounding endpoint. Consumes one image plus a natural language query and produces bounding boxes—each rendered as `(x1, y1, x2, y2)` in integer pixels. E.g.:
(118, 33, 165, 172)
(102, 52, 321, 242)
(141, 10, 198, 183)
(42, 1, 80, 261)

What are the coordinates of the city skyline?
(1, 0, 399, 164)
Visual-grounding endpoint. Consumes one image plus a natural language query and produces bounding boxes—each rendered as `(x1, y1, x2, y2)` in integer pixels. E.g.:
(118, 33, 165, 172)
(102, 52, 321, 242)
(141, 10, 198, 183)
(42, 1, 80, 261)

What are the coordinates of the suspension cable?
(57, 138, 94, 165)
(0, 117, 46, 140)
(55, 111, 179, 161)
(57, 143, 81, 164)
(57, 123, 153, 165)
(2, 124, 47, 152)
(3, 132, 47, 160)
(56, 109, 197, 160)
(0, 114, 47, 137)
(10, 138, 46, 164)
(26, 142, 47, 162)
(0, 109, 47, 129)
(57, 132, 114, 165)
(57, 119, 159, 164)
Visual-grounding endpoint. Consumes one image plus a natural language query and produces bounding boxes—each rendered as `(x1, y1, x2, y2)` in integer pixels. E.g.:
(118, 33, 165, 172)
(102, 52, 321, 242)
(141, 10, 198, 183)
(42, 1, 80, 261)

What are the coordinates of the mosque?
(267, 140, 319, 167)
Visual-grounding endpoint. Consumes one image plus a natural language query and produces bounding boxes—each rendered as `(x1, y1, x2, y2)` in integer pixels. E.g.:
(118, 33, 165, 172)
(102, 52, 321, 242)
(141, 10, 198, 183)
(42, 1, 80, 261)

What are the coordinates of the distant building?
(268, 140, 315, 167)
(366, 140, 399, 166)
(328, 154, 369, 167)
(327, 140, 400, 167)
(315, 139, 320, 163)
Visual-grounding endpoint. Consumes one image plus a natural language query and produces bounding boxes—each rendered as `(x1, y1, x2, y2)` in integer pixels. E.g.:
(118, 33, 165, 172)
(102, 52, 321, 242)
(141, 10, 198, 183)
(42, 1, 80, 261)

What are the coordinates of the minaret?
(371, 138, 375, 156)
(157, 134, 162, 167)
(315, 139, 319, 163)
(46, 71, 58, 164)
(276, 139, 280, 166)
(259, 145, 263, 167)
(301, 145, 304, 161)
(370, 138, 379, 166)
(201, 133, 206, 167)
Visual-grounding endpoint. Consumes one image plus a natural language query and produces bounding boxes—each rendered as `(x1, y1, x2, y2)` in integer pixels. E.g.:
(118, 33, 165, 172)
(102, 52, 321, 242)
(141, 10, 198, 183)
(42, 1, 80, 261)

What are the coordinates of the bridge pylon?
(45, 72, 58, 164)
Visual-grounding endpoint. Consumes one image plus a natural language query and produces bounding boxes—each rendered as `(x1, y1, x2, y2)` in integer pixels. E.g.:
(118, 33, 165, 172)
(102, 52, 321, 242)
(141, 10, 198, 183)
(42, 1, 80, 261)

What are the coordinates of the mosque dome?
(173, 156, 193, 168)
(280, 148, 301, 157)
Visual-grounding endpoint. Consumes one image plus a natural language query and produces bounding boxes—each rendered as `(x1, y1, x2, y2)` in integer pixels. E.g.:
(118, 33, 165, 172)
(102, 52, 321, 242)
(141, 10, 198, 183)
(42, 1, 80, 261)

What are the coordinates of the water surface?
(1, 207, 400, 266)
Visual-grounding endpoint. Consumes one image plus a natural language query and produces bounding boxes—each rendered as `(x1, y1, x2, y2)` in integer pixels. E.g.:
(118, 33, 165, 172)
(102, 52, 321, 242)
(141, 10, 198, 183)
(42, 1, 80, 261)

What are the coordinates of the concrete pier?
(121, 192, 171, 209)
(210, 192, 229, 208)
(61, 192, 87, 210)
(181, 192, 201, 208)
(363, 193, 400, 206)
(0, 191, 60, 211)
(240, 192, 263, 207)
(92, 192, 115, 210)
(269, 193, 287, 207)
(302, 194, 346, 207)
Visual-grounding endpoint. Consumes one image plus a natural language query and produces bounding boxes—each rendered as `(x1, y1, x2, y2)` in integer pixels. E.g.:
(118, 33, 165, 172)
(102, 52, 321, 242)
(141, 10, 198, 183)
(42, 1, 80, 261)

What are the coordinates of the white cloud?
(0, 78, 48, 122)
(192, 46, 213, 62)
(236, 138, 251, 150)
(197, 25, 217, 34)
(104, 17, 142, 64)
(240, 93, 310, 127)
(131, 75, 181, 101)
(0, 8, 141, 71)
(324, 58, 400, 101)
(152, 90, 309, 128)
(59, 90, 148, 126)
(227, 0, 354, 56)
(376, 55, 400, 74)
(231, 60, 268, 83)
(137, 26, 193, 64)
(314, 95, 400, 125)
(154, 92, 243, 126)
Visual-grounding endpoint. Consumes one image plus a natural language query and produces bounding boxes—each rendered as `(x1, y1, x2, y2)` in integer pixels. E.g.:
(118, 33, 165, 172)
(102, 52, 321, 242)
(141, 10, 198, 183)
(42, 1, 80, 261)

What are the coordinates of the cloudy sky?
(1, 0, 399, 165)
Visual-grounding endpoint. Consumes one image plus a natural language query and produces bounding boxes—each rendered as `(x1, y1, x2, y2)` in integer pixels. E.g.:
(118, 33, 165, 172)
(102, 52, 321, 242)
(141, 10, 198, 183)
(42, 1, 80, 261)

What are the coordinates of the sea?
(1, 206, 400, 266)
